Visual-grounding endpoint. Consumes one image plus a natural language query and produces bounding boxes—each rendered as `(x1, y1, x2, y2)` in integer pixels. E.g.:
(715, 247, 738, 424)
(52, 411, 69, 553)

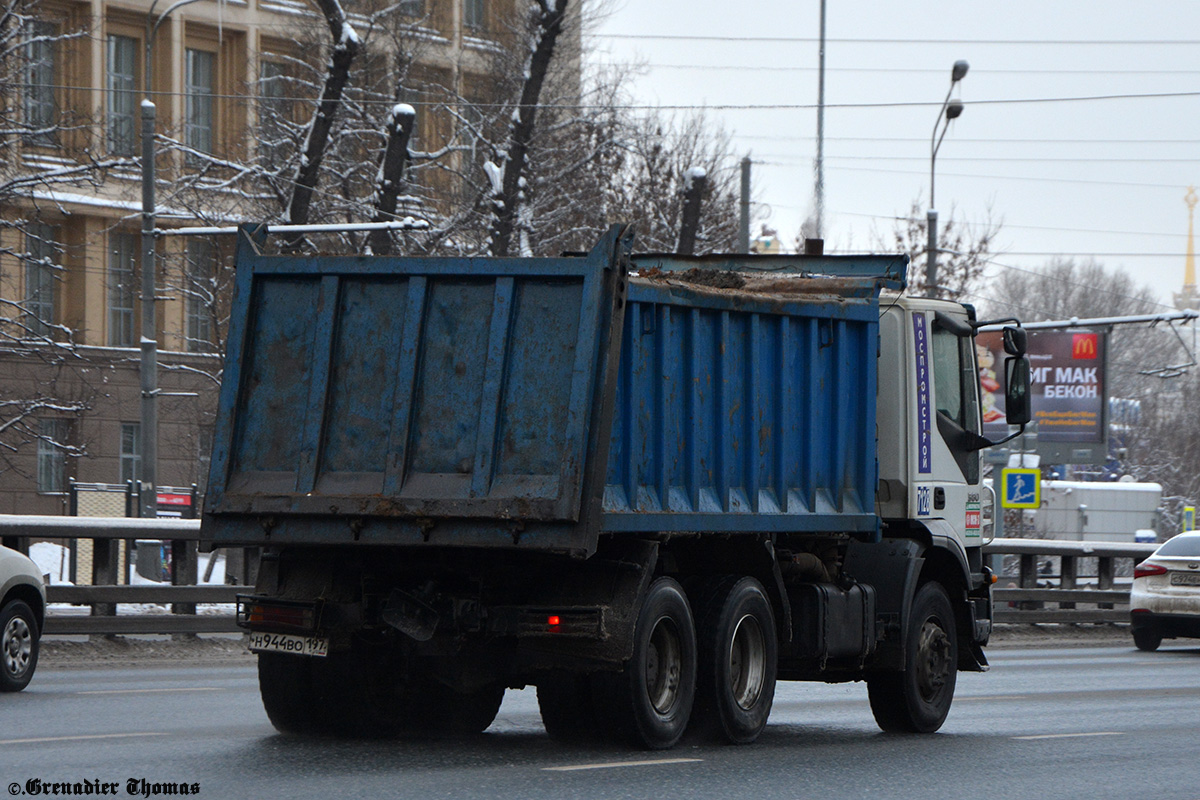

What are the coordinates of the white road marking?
(1012, 731, 1124, 741)
(77, 687, 223, 696)
(543, 758, 703, 772)
(0, 733, 168, 746)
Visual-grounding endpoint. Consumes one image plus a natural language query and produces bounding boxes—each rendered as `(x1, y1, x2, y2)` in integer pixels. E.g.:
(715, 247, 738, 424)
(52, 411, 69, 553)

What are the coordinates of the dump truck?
(202, 225, 1031, 748)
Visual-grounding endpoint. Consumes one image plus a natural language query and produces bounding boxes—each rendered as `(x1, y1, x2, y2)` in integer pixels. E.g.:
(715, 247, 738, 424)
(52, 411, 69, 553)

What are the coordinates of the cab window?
(932, 325, 980, 482)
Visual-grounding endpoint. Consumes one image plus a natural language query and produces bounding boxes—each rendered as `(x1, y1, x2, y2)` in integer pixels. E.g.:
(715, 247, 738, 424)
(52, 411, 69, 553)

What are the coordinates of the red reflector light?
(547, 615, 561, 628)
(1134, 561, 1168, 579)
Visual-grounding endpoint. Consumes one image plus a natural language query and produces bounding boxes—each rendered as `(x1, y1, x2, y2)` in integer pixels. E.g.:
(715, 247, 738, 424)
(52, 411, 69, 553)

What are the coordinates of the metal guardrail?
(0, 514, 241, 636)
(2, 517, 1161, 634)
(985, 537, 1157, 624)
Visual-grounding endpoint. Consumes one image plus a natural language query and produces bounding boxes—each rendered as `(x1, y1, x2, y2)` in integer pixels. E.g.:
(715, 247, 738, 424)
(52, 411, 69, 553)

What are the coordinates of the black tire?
(692, 576, 777, 744)
(594, 577, 697, 749)
(1, 599, 39, 692)
(434, 681, 506, 735)
(259, 644, 501, 738)
(258, 652, 320, 734)
(1133, 627, 1162, 652)
(867, 582, 958, 733)
(538, 673, 600, 741)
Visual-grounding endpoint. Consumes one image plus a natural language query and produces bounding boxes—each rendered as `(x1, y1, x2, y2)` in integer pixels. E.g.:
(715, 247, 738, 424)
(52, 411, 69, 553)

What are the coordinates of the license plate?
(247, 631, 329, 657)
(1169, 573, 1200, 587)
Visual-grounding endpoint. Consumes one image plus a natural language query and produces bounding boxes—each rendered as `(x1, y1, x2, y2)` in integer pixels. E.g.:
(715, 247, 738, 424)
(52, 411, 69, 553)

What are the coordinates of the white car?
(1130, 531, 1200, 652)
(0, 544, 46, 691)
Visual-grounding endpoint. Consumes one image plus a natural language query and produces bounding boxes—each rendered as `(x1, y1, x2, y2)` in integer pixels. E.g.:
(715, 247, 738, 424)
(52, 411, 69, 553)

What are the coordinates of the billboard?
(978, 329, 1108, 463)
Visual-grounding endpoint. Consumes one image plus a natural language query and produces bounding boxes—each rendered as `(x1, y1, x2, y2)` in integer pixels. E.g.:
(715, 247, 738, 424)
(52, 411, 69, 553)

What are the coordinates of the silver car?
(0, 544, 46, 691)
(1130, 531, 1200, 652)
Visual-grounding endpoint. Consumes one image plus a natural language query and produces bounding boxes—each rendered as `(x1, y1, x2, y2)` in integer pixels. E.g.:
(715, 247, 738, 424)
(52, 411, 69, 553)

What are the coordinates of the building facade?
(1, 0, 574, 514)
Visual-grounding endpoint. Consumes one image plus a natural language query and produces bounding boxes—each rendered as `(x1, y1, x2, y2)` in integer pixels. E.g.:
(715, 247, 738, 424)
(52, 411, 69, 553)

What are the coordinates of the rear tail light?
(1134, 561, 1168, 579)
(236, 596, 319, 632)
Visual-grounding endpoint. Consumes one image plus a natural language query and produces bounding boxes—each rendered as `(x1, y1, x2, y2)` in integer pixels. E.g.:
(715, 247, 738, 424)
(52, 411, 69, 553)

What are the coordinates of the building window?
(120, 423, 141, 484)
(464, 0, 484, 30)
(107, 35, 138, 156)
(398, 0, 424, 16)
(24, 21, 57, 143)
(258, 60, 288, 167)
(185, 48, 215, 156)
(108, 232, 137, 347)
(37, 419, 69, 493)
(23, 223, 59, 337)
(185, 238, 215, 352)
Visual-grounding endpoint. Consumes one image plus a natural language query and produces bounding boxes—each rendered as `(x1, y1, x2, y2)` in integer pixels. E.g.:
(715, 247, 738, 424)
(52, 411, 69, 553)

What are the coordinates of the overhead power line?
(828, 210, 1190, 240)
(594, 61, 1200, 76)
(593, 33, 1200, 45)
(816, 155, 1200, 164)
(803, 164, 1192, 190)
(21, 82, 1200, 112)
(735, 134, 1200, 145)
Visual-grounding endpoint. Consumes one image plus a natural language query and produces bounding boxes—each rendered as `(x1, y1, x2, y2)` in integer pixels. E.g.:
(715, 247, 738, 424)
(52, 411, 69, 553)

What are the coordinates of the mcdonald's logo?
(1072, 333, 1098, 359)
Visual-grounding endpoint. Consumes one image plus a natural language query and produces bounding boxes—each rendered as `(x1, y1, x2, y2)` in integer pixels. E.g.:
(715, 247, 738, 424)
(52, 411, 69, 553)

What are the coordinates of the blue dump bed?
(202, 226, 907, 556)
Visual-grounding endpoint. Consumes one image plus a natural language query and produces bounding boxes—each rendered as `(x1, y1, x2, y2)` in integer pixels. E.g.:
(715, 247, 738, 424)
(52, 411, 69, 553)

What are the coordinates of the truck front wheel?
(595, 577, 697, 749)
(867, 581, 958, 733)
(692, 576, 777, 744)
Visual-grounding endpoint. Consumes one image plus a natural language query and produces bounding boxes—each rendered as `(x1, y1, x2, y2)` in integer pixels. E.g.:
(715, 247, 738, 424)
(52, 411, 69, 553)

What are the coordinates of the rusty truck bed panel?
(202, 226, 905, 553)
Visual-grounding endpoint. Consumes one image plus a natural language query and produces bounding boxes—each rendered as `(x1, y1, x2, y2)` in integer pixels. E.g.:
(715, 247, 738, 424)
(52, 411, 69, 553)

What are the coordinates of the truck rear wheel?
(537, 673, 599, 741)
(435, 682, 506, 734)
(258, 652, 322, 734)
(595, 577, 697, 749)
(692, 576, 777, 744)
(867, 581, 957, 733)
(259, 643, 450, 738)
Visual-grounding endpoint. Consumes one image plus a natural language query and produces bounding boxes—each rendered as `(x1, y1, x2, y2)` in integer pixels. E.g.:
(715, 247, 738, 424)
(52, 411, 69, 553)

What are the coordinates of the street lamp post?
(140, 0, 202, 518)
(926, 59, 968, 298)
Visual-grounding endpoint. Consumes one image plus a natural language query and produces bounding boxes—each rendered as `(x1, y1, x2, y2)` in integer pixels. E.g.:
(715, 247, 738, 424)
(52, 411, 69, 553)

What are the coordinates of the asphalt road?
(4, 642, 1199, 800)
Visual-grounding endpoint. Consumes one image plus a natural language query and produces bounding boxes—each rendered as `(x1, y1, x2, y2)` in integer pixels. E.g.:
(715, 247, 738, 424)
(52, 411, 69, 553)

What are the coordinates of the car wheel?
(1132, 627, 1162, 652)
(1, 599, 40, 692)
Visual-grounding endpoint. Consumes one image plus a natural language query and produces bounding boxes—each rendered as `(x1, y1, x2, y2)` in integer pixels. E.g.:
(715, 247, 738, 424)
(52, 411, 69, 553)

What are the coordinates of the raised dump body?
(203, 226, 904, 554)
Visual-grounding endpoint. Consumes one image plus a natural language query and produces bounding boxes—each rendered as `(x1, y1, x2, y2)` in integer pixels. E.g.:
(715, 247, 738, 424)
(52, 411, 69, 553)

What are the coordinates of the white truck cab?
(877, 295, 1030, 559)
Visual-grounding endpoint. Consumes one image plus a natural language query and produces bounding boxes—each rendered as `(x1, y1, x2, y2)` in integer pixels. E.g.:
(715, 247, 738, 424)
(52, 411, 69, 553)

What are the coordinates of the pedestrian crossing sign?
(1001, 468, 1041, 509)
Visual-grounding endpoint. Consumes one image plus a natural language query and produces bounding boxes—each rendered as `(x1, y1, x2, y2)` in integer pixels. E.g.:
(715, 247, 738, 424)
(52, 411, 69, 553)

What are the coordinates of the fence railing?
(985, 537, 1157, 624)
(0, 514, 242, 636)
(1, 516, 1161, 635)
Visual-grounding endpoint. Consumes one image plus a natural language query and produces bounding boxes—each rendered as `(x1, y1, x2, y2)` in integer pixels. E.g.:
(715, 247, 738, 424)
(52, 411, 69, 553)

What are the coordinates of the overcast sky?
(587, 0, 1199, 311)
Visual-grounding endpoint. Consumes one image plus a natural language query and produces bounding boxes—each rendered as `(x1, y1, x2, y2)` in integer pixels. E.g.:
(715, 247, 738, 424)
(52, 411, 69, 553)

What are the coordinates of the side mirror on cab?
(1004, 355, 1032, 425)
(1002, 325, 1027, 357)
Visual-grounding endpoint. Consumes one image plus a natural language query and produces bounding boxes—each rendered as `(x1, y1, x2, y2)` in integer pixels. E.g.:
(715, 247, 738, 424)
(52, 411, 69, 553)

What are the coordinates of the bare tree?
(981, 258, 1175, 398)
(483, 0, 569, 256)
(598, 110, 743, 254)
(156, 0, 745, 264)
(876, 200, 1000, 300)
(287, 0, 362, 230)
(981, 257, 1198, 520)
(1126, 369, 1200, 530)
(0, 0, 138, 474)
